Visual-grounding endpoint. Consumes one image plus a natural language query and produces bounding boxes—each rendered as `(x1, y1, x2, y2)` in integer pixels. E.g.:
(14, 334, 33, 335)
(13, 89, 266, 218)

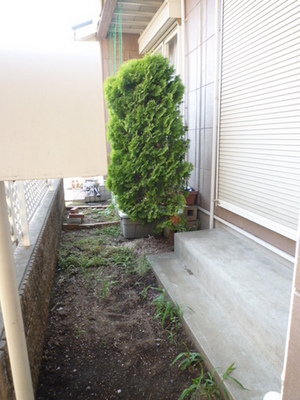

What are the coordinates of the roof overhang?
(97, 0, 164, 40)
(97, 0, 181, 55)
(138, 0, 181, 53)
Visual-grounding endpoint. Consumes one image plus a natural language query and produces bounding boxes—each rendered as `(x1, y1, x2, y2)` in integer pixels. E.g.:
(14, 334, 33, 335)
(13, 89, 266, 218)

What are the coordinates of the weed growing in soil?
(176, 360, 247, 400)
(152, 289, 183, 330)
(171, 346, 205, 371)
(136, 255, 152, 276)
(99, 277, 119, 298)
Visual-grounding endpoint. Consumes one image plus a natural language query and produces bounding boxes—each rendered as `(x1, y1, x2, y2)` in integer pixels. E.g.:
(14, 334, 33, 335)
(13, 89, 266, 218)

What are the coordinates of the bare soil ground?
(36, 206, 210, 400)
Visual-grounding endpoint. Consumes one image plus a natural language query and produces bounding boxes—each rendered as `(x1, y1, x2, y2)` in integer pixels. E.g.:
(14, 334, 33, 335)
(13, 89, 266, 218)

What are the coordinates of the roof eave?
(97, 0, 118, 39)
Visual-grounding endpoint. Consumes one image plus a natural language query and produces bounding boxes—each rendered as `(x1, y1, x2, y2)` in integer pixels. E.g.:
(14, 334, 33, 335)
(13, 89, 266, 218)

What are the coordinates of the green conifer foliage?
(104, 54, 193, 224)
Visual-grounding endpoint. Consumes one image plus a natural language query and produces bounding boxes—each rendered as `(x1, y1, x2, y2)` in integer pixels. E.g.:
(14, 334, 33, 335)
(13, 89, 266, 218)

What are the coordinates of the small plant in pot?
(104, 54, 193, 238)
(163, 214, 187, 244)
(184, 184, 198, 206)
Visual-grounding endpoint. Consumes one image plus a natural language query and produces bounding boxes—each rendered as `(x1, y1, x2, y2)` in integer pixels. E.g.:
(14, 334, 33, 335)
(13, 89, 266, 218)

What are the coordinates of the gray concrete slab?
(148, 228, 293, 400)
(174, 229, 293, 368)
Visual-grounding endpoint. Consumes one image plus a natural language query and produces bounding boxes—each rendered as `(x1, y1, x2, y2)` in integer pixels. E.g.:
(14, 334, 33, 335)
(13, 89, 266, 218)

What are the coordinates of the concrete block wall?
(0, 179, 65, 399)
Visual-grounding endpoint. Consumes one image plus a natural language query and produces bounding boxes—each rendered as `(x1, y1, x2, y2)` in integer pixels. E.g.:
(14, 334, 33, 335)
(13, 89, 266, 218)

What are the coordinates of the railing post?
(0, 181, 34, 400)
(48, 179, 54, 191)
(16, 182, 30, 247)
(5, 182, 21, 246)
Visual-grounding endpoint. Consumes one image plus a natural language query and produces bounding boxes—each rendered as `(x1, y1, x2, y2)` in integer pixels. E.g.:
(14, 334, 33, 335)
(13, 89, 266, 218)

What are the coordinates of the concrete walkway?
(148, 228, 293, 400)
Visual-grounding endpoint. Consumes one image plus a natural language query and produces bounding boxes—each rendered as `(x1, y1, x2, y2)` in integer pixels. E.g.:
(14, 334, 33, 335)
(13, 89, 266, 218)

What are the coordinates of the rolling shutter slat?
(218, 0, 300, 240)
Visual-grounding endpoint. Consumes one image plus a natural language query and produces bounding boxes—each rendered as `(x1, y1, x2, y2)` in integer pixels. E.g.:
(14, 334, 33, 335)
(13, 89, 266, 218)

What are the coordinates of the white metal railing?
(4, 180, 49, 248)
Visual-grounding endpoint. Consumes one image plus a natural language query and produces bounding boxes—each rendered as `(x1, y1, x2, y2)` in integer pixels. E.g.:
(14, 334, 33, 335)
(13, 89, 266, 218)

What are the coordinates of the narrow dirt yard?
(36, 206, 215, 400)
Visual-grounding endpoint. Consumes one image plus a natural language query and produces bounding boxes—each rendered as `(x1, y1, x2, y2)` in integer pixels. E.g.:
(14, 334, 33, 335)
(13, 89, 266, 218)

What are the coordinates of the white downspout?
(181, 0, 186, 123)
(209, 0, 221, 229)
(0, 181, 34, 400)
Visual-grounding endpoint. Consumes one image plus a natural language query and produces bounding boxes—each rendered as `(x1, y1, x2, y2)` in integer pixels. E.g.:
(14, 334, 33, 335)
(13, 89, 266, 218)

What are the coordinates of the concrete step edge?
(148, 252, 282, 400)
(173, 231, 291, 366)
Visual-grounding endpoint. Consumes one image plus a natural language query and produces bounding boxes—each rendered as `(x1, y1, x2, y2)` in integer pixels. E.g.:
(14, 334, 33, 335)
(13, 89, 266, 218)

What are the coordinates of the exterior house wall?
(100, 33, 141, 84)
(100, 33, 141, 156)
(98, 0, 299, 256)
(215, 207, 296, 257)
(214, 0, 299, 257)
(185, 0, 299, 255)
(185, 0, 216, 229)
(0, 180, 65, 399)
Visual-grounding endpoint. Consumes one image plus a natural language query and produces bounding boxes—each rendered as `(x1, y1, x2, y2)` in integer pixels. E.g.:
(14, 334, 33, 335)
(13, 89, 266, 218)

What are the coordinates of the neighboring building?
(97, 1, 300, 399)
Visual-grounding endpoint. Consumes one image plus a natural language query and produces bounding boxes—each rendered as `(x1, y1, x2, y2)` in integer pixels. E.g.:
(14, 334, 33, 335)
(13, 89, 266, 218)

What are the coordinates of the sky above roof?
(0, 0, 99, 44)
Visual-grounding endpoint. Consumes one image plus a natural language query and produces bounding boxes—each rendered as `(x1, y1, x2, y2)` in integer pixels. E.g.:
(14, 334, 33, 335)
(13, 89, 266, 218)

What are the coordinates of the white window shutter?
(218, 0, 300, 240)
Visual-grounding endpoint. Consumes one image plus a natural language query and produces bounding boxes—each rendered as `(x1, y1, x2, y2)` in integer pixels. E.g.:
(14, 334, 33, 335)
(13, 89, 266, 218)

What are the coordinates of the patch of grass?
(58, 253, 85, 270)
(99, 277, 119, 298)
(82, 207, 120, 223)
(76, 236, 105, 255)
(167, 327, 178, 345)
(136, 256, 152, 276)
(179, 374, 203, 400)
(93, 267, 103, 284)
(113, 247, 137, 273)
(179, 362, 247, 400)
(135, 283, 159, 301)
(152, 289, 183, 331)
(171, 346, 205, 371)
(96, 225, 122, 238)
(59, 253, 106, 271)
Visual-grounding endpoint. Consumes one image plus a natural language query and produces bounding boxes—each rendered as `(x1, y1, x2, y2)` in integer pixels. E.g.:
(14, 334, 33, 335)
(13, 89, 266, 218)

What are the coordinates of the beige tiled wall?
(185, 0, 217, 214)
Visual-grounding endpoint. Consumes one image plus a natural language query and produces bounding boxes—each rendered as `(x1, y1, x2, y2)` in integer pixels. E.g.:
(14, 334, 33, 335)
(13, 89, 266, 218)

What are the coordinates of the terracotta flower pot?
(185, 190, 198, 205)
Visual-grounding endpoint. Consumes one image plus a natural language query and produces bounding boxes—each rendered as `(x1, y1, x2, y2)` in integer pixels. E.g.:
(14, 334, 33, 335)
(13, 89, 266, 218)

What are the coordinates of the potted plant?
(184, 184, 198, 206)
(104, 54, 193, 238)
(163, 214, 187, 244)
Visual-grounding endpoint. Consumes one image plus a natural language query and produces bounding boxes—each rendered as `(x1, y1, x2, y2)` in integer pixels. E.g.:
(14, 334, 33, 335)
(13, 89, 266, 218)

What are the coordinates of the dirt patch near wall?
(36, 213, 213, 400)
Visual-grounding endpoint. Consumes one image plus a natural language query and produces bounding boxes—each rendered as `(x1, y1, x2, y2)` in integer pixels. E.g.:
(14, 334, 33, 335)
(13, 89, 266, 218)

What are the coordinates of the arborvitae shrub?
(104, 54, 193, 225)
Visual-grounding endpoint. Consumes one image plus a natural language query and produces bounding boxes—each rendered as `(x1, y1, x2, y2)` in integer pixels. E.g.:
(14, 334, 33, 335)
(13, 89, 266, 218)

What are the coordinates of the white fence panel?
(5, 180, 49, 248)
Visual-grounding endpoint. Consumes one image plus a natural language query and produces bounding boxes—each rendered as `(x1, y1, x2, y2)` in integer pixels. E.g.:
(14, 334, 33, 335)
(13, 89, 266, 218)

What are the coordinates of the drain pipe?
(0, 181, 34, 400)
(181, 0, 186, 124)
(209, 0, 221, 229)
